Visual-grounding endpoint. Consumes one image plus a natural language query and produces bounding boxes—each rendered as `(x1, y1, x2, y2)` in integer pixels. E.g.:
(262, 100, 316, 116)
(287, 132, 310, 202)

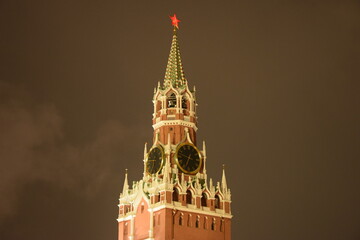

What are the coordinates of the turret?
(151, 21, 198, 146)
(118, 14, 232, 240)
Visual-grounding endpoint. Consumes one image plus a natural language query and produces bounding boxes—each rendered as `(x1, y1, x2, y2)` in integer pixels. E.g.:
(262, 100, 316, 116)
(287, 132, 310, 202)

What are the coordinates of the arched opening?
(215, 195, 221, 209)
(201, 192, 207, 207)
(211, 218, 216, 230)
(167, 93, 177, 108)
(186, 190, 192, 204)
(179, 214, 183, 226)
(195, 216, 200, 228)
(220, 219, 224, 232)
(181, 97, 187, 109)
(172, 188, 179, 202)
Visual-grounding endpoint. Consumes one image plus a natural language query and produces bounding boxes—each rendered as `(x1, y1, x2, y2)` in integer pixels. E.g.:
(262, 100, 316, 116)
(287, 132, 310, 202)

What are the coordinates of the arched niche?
(215, 195, 221, 209)
(172, 187, 179, 202)
(201, 192, 207, 207)
(167, 93, 177, 108)
(186, 190, 192, 204)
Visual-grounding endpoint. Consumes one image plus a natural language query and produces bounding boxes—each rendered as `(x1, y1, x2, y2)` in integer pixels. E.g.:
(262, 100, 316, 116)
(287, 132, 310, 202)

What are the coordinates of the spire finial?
(164, 14, 186, 88)
(221, 164, 228, 193)
(144, 142, 148, 158)
(122, 169, 129, 195)
(169, 14, 180, 29)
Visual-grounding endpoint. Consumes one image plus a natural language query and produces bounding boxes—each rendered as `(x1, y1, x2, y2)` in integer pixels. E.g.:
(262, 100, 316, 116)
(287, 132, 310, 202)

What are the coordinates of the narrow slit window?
(179, 215, 183, 226)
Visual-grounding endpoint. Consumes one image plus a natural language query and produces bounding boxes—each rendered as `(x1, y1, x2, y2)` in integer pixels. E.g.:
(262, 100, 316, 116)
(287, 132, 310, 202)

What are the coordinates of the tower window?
(186, 190, 192, 204)
(179, 214, 183, 226)
(201, 192, 207, 207)
(211, 218, 216, 231)
(195, 216, 200, 228)
(182, 97, 187, 109)
(172, 188, 179, 202)
(187, 214, 192, 227)
(215, 195, 221, 209)
(167, 93, 177, 108)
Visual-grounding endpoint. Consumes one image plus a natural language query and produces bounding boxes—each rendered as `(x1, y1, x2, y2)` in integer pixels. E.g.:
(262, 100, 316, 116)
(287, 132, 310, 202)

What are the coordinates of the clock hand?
(178, 152, 189, 158)
(185, 155, 191, 168)
(177, 152, 190, 164)
(147, 159, 156, 172)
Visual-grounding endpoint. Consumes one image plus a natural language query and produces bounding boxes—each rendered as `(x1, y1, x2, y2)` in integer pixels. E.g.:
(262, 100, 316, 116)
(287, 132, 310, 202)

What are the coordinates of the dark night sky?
(1, 0, 360, 239)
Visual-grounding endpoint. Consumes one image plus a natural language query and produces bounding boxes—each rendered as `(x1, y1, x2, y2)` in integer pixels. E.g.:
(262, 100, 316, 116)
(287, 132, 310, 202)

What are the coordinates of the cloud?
(0, 81, 137, 219)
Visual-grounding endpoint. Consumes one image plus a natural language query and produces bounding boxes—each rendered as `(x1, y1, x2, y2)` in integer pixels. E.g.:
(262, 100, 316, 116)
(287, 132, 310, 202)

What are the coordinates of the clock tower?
(117, 15, 232, 240)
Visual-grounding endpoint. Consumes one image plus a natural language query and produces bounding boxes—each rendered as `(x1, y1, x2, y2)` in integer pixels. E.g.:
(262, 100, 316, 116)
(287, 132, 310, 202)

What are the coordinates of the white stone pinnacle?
(122, 169, 129, 196)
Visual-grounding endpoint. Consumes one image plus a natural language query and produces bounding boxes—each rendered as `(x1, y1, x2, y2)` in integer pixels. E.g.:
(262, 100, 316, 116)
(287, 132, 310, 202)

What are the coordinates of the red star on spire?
(170, 14, 180, 29)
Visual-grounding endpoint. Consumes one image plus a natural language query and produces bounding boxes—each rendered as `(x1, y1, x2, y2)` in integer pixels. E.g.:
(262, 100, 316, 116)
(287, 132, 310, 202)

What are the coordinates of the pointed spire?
(165, 132, 171, 155)
(143, 143, 148, 179)
(163, 161, 169, 183)
(154, 129, 160, 145)
(122, 169, 129, 195)
(202, 141, 206, 156)
(163, 157, 173, 186)
(164, 15, 186, 89)
(163, 133, 172, 184)
(221, 164, 228, 193)
(202, 141, 207, 176)
(144, 142, 148, 159)
(209, 178, 213, 189)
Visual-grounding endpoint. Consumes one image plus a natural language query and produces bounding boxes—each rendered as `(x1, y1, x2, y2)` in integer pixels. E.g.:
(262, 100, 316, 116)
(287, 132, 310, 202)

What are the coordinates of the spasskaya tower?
(117, 15, 232, 240)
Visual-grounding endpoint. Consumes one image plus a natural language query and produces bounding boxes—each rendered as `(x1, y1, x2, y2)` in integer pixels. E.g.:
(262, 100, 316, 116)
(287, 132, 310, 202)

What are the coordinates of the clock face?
(175, 143, 202, 174)
(146, 146, 164, 174)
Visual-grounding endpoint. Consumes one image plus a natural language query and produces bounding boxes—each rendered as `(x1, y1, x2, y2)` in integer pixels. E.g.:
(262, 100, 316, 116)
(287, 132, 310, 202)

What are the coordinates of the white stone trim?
(117, 213, 136, 222)
(152, 120, 198, 131)
(167, 115, 175, 120)
(149, 203, 232, 219)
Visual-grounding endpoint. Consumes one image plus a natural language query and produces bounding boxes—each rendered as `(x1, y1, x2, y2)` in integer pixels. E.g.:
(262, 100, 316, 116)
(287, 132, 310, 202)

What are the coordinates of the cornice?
(150, 203, 233, 219)
(152, 119, 198, 131)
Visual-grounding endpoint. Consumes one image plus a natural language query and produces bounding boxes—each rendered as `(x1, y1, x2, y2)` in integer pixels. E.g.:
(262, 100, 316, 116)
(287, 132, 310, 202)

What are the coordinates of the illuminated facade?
(117, 15, 232, 240)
